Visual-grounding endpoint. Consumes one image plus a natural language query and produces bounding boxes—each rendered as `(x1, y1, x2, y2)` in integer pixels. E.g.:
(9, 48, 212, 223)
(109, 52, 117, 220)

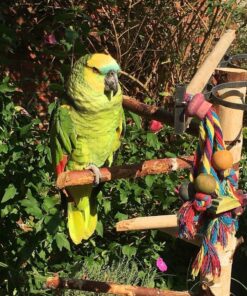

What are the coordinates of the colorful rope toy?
(178, 93, 245, 279)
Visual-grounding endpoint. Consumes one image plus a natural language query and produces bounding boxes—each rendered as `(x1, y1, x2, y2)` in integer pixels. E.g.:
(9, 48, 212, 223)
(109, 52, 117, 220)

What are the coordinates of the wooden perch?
(45, 275, 190, 296)
(56, 155, 193, 189)
(116, 215, 178, 232)
(123, 95, 174, 124)
(183, 29, 236, 132)
(123, 96, 199, 136)
(186, 30, 236, 95)
(116, 215, 201, 246)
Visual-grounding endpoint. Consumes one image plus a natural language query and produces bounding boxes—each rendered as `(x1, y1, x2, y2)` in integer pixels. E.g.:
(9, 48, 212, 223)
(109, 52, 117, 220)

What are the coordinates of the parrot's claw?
(87, 164, 102, 185)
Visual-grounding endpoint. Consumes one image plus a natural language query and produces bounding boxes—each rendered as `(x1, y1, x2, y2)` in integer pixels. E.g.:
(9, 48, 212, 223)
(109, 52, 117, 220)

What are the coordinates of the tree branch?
(45, 275, 191, 295)
(56, 155, 194, 189)
(122, 96, 199, 136)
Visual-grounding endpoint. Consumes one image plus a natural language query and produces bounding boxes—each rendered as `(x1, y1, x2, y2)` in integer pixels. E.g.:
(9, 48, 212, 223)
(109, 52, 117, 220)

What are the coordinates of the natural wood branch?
(56, 156, 193, 189)
(45, 275, 190, 295)
(122, 96, 199, 136)
(123, 95, 173, 123)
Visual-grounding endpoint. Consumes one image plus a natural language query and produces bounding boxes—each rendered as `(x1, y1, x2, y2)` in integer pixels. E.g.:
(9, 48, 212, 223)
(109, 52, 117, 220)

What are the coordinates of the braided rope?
(178, 107, 239, 278)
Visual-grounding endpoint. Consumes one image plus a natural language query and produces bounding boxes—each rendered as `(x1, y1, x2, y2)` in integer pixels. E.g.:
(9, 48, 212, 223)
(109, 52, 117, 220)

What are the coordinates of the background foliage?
(0, 0, 246, 295)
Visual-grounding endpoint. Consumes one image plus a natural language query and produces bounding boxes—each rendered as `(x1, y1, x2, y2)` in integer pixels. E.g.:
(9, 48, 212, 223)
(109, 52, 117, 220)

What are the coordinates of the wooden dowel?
(56, 156, 193, 189)
(116, 215, 178, 232)
(183, 30, 236, 132)
(116, 215, 201, 246)
(186, 30, 236, 95)
(45, 275, 190, 296)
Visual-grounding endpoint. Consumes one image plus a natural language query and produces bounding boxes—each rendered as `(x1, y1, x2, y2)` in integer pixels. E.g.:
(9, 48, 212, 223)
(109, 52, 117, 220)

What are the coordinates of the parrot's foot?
(87, 164, 102, 185)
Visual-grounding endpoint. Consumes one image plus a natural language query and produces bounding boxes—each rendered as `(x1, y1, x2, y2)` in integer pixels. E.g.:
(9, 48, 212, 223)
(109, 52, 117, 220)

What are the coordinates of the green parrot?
(50, 53, 124, 245)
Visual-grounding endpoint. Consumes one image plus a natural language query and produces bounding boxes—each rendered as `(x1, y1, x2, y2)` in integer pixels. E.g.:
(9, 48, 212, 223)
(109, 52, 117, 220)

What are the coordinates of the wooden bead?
(194, 173, 216, 194)
(212, 150, 233, 171)
(179, 182, 195, 201)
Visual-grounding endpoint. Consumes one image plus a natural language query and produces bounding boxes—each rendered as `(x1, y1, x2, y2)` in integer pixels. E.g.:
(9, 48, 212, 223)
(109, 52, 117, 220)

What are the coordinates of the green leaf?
(165, 152, 177, 158)
(65, 27, 79, 43)
(48, 83, 64, 93)
(145, 175, 155, 188)
(119, 189, 128, 204)
(103, 200, 111, 215)
(55, 232, 71, 251)
(0, 81, 15, 93)
(0, 262, 8, 268)
(19, 118, 40, 137)
(96, 220, 104, 238)
(122, 245, 137, 258)
(146, 132, 160, 148)
(43, 197, 59, 212)
(114, 212, 128, 221)
(129, 112, 142, 129)
(0, 143, 8, 153)
(20, 190, 43, 219)
(21, 200, 43, 218)
(2, 184, 17, 203)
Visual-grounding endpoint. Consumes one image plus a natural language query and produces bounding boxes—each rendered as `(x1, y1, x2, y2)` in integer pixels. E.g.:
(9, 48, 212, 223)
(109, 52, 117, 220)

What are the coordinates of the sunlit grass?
(62, 259, 166, 296)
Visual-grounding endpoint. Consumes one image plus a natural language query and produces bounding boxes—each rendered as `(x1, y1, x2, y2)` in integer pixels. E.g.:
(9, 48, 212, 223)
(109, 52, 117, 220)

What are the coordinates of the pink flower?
(44, 33, 57, 45)
(156, 257, 168, 272)
(149, 120, 163, 133)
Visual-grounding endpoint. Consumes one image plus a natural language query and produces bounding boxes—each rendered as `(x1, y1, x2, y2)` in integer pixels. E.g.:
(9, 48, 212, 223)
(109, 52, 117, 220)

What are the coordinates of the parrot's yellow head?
(67, 53, 121, 104)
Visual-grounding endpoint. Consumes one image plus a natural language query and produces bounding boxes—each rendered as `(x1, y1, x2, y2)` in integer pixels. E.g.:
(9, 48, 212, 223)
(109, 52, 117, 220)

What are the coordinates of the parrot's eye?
(92, 67, 100, 74)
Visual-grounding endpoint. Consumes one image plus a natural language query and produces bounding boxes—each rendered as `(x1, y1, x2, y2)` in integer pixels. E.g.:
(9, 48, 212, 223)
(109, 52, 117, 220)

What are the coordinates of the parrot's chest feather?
(72, 99, 121, 135)
(68, 93, 123, 169)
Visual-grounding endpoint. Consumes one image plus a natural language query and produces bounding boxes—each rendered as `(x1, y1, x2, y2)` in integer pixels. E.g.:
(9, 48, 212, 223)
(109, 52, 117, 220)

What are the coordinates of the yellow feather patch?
(67, 185, 97, 242)
(67, 202, 84, 245)
(83, 213, 97, 240)
(87, 53, 116, 69)
(83, 67, 105, 93)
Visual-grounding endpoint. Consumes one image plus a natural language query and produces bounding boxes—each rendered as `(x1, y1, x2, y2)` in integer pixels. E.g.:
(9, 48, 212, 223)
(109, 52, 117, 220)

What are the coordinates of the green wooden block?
(208, 196, 241, 214)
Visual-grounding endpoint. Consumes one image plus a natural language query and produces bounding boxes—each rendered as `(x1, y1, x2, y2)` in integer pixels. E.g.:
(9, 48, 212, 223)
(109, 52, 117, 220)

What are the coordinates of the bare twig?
(144, 58, 160, 88)
(184, 0, 209, 30)
(122, 16, 147, 58)
(101, 6, 122, 62)
(118, 24, 139, 39)
(192, 5, 221, 74)
(120, 71, 152, 97)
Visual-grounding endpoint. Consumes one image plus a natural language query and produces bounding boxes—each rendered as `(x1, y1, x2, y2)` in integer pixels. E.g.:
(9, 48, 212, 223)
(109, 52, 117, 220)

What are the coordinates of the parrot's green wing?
(50, 101, 76, 174)
(50, 102, 94, 244)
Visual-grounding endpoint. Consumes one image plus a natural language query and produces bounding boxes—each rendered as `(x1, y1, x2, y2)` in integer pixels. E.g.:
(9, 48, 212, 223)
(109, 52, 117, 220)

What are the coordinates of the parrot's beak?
(104, 71, 118, 97)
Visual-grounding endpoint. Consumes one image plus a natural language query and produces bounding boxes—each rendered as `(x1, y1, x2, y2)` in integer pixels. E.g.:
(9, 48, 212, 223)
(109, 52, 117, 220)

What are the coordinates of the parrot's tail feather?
(67, 185, 98, 244)
(67, 202, 85, 245)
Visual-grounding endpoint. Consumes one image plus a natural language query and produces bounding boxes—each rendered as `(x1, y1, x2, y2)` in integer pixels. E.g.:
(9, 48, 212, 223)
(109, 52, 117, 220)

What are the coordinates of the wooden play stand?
(46, 30, 247, 296)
